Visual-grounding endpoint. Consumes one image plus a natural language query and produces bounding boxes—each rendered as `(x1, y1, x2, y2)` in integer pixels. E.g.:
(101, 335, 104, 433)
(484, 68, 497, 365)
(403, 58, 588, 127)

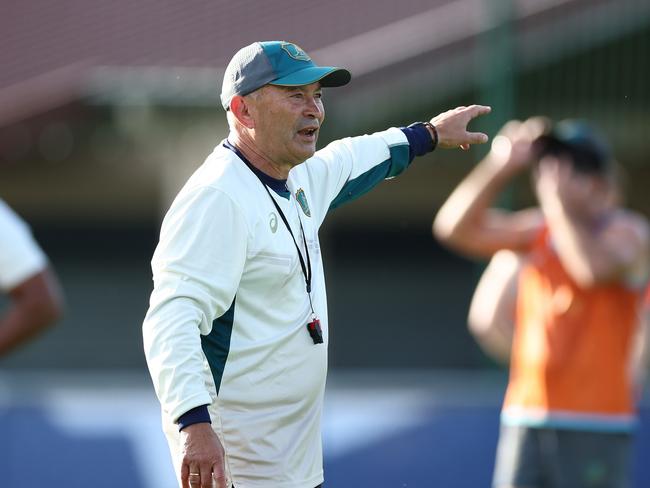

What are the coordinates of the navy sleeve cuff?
(177, 404, 211, 431)
(400, 123, 435, 162)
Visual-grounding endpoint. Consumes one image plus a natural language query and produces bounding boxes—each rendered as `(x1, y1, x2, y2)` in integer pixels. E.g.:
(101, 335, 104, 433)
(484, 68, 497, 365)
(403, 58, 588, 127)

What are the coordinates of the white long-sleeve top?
(143, 127, 413, 488)
(0, 199, 47, 291)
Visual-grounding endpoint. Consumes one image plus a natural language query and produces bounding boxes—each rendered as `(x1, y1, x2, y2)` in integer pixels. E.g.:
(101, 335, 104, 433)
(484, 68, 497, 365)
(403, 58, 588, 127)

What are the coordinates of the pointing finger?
(466, 131, 489, 145)
(467, 105, 492, 118)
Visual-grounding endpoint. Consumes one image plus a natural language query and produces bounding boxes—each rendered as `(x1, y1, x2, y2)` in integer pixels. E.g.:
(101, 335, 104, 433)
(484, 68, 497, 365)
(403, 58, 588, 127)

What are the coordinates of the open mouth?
(298, 127, 318, 138)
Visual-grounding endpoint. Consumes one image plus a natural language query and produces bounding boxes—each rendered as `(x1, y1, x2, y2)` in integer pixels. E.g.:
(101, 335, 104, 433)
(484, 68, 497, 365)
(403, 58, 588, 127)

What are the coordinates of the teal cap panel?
(261, 41, 351, 87)
(221, 40, 351, 109)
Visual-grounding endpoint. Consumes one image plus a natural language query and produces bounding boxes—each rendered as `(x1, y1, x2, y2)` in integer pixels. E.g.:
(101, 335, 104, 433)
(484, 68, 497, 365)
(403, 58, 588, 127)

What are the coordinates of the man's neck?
(229, 132, 291, 180)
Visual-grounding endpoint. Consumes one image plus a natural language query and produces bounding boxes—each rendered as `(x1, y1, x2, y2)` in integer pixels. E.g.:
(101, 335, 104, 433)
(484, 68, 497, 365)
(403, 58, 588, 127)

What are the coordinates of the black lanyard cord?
(263, 185, 318, 319)
(261, 183, 313, 295)
(223, 140, 316, 313)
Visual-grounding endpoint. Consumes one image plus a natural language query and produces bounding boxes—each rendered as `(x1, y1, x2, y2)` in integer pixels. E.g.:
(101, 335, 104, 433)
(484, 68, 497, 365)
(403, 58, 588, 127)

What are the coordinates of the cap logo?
(281, 42, 311, 62)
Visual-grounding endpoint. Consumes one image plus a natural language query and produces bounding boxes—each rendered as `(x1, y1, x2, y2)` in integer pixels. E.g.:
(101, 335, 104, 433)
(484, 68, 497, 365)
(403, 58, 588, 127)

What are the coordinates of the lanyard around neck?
(224, 141, 312, 295)
(261, 184, 312, 294)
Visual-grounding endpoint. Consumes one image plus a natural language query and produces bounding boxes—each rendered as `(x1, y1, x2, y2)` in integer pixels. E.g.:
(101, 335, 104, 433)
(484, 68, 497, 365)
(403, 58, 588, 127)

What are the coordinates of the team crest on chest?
(295, 188, 311, 217)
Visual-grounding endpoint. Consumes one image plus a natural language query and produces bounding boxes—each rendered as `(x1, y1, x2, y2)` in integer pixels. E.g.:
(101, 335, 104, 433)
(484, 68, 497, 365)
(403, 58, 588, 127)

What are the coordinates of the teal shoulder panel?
(329, 143, 410, 210)
(201, 298, 235, 395)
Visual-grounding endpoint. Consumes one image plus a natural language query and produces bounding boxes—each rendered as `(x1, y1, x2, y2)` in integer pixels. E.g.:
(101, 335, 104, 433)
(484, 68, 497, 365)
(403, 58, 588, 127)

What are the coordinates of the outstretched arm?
(433, 118, 547, 258)
(309, 104, 493, 221)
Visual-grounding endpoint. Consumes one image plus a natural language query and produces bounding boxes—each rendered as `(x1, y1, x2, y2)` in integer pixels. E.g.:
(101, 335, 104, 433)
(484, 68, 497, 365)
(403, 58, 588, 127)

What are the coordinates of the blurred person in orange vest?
(0, 199, 63, 357)
(469, 253, 650, 397)
(434, 117, 650, 488)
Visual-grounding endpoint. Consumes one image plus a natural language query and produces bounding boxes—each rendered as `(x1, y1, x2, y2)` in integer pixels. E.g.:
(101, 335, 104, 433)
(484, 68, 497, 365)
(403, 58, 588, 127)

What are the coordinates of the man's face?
(533, 154, 613, 219)
(248, 82, 325, 168)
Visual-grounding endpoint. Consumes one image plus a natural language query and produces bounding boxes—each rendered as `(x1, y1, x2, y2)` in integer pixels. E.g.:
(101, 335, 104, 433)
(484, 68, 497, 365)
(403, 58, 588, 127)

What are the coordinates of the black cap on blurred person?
(534, 120, 613, 174)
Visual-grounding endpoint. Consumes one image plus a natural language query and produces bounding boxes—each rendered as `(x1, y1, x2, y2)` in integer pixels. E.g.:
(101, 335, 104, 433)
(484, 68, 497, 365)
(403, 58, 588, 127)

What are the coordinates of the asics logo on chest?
(269, 212, 278, 233)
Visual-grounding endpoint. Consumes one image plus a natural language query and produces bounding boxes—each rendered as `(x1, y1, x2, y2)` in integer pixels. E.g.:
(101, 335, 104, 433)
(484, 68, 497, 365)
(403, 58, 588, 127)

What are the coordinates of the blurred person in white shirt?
(0, 199, 63, 357)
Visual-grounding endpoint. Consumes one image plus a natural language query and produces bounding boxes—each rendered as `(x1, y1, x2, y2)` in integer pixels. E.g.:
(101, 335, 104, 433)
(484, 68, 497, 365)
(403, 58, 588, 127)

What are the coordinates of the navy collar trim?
(223, 140, 290, 199)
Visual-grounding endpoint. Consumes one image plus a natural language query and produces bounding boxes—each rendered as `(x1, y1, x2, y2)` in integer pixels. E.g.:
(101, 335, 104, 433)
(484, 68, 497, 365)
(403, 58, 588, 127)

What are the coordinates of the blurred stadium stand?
(2, 370, 650, 487)
(1, 0, 649, 486)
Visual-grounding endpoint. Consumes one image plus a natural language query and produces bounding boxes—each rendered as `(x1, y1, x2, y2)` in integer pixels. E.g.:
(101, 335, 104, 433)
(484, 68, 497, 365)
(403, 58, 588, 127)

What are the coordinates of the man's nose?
(304, 97, 323, 118)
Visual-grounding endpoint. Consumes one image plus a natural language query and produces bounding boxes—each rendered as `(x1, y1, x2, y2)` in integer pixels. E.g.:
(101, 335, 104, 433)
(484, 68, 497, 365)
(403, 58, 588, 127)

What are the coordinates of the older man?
(143, 40, 490, 488)
(434, 118, 649, 488)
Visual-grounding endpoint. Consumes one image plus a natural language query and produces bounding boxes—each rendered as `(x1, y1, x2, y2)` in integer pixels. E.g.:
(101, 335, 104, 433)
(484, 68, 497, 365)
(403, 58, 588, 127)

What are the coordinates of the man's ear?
(230, 95, 255, 129)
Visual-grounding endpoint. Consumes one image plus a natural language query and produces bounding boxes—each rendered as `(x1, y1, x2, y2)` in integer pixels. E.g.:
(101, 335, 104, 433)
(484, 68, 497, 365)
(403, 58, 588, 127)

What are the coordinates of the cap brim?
(269, 66, 351, 88)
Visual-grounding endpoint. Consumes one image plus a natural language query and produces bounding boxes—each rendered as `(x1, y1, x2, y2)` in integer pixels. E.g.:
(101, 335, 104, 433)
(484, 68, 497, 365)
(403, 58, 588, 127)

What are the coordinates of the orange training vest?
(503, 228, 642, 429)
